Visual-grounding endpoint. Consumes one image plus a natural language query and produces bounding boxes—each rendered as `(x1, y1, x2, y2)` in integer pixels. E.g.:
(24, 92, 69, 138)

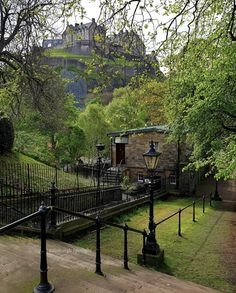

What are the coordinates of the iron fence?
(0, 185, 122, 226)
(0, 162, 121, 198)
(75, 164, 121, 185)
(0, 161, 81, 196)
(0, 202, 148, 292)
(154, 194, 212, 237)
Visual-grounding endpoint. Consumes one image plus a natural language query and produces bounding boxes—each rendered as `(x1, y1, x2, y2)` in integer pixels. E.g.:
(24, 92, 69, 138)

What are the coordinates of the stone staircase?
(0, 236, 221, 293)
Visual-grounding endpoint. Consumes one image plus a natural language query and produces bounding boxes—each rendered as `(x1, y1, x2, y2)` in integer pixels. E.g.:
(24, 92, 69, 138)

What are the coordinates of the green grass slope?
(75, 198, 236, 293)
(0, 152, 93, 192)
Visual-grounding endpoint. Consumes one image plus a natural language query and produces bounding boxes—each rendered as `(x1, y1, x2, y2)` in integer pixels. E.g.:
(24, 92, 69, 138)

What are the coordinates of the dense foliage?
(0, 115, 14, 154)
(0, 1, 235, 178)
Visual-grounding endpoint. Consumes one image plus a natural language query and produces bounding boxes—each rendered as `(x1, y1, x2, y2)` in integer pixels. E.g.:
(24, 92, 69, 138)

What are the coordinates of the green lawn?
(74, 197, 235, 293)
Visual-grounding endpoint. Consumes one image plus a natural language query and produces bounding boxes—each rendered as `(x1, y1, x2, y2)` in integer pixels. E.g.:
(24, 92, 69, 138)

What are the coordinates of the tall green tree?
(166, 41, 236, 179)
(77, 103, 111, 159)
(105, 86, 147, 131)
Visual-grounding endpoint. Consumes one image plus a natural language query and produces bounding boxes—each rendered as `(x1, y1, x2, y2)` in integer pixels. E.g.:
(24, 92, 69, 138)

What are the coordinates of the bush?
(0, 116, 14, 154)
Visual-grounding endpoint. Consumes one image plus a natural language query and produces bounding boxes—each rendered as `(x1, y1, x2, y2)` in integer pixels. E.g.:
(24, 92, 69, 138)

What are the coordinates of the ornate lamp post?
(143, 141, 161, 255)
(96, 143, 105, 206)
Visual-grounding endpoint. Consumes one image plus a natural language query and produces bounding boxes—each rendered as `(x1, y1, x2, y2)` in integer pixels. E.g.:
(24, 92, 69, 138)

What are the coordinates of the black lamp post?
(143, 141, 161, 255)
(96, 143, 105, 206)
(213, 179, 222, 201)
(212, 167, 222, 201)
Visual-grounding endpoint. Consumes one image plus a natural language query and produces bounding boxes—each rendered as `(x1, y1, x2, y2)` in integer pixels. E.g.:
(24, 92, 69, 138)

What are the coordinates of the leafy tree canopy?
(166, 41, 236, 179)
(77, 103, 111, 159)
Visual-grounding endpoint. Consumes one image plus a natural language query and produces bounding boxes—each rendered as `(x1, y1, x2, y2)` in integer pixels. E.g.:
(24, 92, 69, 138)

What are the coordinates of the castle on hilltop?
(43, 18, 146, 58)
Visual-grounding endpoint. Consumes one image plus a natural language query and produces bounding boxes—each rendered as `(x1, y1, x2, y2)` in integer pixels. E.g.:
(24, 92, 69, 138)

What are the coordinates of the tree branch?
(222, 123, 236, 133)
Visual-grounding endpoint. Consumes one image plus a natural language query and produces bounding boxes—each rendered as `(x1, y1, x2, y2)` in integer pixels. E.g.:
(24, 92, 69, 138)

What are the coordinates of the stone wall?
(125, 132, 178, 170)
(111, 131, 195, 194)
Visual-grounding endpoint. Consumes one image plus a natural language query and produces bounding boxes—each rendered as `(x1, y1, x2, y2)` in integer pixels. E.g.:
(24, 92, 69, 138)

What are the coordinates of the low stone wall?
(52, 190, 167, 239)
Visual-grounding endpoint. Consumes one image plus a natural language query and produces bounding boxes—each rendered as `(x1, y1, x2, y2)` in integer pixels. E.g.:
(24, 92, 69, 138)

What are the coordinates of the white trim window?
(138, 173, 145, 183)
(169, 175, 176, 185)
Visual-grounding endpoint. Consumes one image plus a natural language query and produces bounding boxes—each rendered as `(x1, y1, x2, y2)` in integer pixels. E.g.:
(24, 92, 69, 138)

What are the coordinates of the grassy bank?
(45, 48, 138, 67)
(0, 152, 94, 191)
(74, 197, 235, 293)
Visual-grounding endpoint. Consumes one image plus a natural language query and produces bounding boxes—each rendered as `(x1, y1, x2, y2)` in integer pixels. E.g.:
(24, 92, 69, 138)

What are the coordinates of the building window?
(169, 175, 176, 185)
(138, 173, 144, 182)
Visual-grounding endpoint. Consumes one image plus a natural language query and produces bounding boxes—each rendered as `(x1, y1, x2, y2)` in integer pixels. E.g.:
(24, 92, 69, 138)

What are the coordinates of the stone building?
(61, 18, 105, 55)
(108, 125, 195, 195)
(109, 30, 146, 57)
(43, 19, 145, 59)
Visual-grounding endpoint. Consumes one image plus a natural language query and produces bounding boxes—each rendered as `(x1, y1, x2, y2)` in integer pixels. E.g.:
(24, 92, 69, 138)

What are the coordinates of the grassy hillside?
(44, 48, 138, 67)
(0, 152, 94, 194)
(0, 152, 48, 165)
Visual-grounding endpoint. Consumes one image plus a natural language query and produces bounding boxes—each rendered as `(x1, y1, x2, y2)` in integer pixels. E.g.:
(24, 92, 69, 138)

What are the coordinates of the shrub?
(0, 116, 14, 154)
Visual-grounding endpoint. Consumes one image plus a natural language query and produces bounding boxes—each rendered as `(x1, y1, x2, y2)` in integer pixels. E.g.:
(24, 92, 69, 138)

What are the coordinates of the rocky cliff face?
(42, 56, 155, 107)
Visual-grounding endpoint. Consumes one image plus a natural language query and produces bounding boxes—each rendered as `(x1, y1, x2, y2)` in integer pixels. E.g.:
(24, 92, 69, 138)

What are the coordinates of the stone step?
(0, 236, 221, 293)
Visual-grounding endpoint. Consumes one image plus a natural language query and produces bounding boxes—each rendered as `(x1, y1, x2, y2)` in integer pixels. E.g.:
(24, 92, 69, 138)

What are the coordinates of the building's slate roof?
(107, 125, 169, 137)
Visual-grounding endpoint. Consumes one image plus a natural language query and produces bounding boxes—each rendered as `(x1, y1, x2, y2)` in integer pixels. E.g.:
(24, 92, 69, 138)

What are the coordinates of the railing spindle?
(178, 208, 182, 236)
(95, 215, 103, 276)
(34, 203, 54, 293)
(49, 182, 57, 228)
(123, 224, 129, 270)
(193, 201, 196, 222)
(202, 195, 205, 213)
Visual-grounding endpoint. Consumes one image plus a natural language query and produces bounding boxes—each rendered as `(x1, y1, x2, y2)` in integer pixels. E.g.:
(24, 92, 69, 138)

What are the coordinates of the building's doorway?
(116, 143, 125, 165)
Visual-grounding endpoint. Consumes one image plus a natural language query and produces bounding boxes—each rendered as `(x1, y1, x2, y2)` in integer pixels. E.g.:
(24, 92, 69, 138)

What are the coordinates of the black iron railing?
(0, 203, 54, 293)
(0, 177, 169, 227)
(53, 206, 148, 272)
(0, 161, 121, 198)
(154, 194, 212, 237)
(0, 193, 214, 292)
(0, 161, 83, 196)
(0, 184, 122, 226)
(75, 164, 121, 185)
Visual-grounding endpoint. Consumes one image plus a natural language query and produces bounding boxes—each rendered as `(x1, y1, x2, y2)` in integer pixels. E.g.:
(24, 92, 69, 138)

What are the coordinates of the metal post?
(54, 167, 58, 188)
(178, 208, 182, 236)
(193, 201, 196, 222)
(123, 224, 129, 270)
(143, 172, 160, 255)
(34, 203, 54, 293)
(96, 156, 101, 206)
(27, 163, 31, 192)
(209, 193, 212, 207)
(142, 230, 147, 265)
(75, 162, 79, 189)
(49, 182, 57, 228)
(202, 195, 205, 213)
(95, 215, 103, 276)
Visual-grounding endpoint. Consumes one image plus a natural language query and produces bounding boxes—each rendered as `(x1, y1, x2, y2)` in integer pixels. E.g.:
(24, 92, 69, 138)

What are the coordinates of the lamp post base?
(137, 250, 164, 268)
(143, 239, 161, 256)
(212, 192, 222, 201)
(33, 283, 55, 293)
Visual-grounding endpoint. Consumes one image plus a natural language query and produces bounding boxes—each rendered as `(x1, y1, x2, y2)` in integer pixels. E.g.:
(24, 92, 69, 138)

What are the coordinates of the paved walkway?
(196, 176, 235, 201)
(195, 177, 236, 292)
(0, 236, 221, 293)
